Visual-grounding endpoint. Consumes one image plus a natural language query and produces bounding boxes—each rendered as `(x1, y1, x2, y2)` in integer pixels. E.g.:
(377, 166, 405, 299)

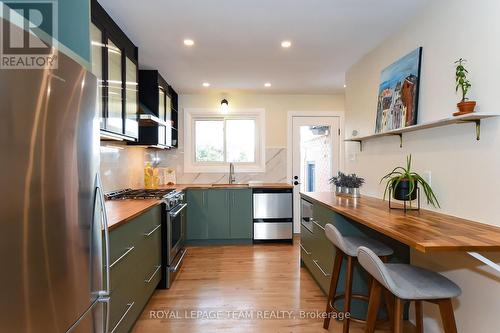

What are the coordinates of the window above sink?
(184, 108, 266, 173)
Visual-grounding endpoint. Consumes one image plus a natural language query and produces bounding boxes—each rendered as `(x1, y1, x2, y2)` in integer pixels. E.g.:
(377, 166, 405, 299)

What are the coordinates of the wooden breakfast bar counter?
(299, 191, 500, 321)
(301, 192, 500, 253)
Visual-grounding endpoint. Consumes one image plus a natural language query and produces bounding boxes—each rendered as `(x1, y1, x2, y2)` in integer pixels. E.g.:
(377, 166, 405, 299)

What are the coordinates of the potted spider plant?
(454, 58, 476, 116)
(380, 155, 440, 208)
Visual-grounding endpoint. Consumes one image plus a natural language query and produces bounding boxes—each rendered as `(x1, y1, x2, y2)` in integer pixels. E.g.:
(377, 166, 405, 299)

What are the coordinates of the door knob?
(293, 176, 299, 180)
(293, 181, 300, 185)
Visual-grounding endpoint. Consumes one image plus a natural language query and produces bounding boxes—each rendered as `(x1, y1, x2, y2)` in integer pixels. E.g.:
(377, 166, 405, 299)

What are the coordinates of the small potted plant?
(329, 172, 346, 194)
(329, 172, 364, 198)
(380, 155, 440, 208)
(454, 58, 476, 116)
(344, 174, 365, 198)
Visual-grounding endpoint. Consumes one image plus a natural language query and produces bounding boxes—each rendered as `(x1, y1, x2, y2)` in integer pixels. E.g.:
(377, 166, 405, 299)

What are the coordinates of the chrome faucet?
(229, 163, 236, 184)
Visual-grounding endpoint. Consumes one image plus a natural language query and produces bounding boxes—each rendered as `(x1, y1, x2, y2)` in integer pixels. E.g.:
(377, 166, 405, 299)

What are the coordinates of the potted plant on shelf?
(329, 172, 365, 198)
(380, 155, 440, 208)
(454, 58, 476, 116)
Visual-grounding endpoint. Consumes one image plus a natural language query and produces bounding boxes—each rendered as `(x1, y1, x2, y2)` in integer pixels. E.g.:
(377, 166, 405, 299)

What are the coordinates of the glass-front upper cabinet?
(90, 23, 104, 129)
(106, 39, 123, 134)
(125, 57, 138, 138)
(158, 87, 166, 120)
(165, 93, 172, 146)
(91, 0, 139, 141)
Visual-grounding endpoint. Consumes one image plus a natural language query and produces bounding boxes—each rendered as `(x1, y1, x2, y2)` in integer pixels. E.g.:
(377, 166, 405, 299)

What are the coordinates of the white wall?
(344, 0, 500, 331)
(179, 94, 345, 148)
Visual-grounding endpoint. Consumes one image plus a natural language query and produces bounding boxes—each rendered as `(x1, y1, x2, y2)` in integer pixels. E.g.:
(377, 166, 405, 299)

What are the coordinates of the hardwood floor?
(133, 238, 414, 333)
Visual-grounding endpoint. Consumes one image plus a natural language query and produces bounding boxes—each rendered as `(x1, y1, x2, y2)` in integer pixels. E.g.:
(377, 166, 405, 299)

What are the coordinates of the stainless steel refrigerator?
(0, 18, 110, 333)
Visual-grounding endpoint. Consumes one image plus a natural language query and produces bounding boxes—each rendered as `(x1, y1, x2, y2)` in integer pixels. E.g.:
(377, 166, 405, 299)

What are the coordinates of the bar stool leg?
(323, 249, 343, 329)
(415, 300, 423, 333)
(393, 297, 403, 333)
(383, 289, 394, 328)
(365, 280, 382, 333)
(343, 256, 354, 333)
(438, 299, 458, 333)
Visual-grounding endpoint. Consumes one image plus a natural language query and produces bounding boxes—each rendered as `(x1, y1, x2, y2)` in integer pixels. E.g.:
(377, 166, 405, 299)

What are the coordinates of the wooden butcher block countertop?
(301, 192, 500, 253)
(105, 183, 292, 230)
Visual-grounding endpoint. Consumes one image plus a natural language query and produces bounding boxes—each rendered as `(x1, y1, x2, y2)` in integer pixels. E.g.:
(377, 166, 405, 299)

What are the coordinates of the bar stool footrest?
(329, 293, 388, 324)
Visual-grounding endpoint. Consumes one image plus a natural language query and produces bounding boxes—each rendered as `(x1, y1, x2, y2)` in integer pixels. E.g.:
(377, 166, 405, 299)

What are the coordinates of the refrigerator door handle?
(96, 173, 111, 297)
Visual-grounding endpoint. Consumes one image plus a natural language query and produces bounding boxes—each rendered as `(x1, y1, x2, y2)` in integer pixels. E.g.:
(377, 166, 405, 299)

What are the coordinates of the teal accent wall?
(58, 0, 91, 68)
(2, 0, 91, 69)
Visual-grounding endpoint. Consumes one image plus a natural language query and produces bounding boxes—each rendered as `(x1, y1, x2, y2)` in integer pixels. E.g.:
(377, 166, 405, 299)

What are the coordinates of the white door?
(291, 116, 340, 232)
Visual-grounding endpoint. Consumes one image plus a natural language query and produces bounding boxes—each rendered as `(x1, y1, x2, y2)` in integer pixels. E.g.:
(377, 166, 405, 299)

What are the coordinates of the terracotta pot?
(453, 101, 476, 116)
(392, 179, 417, 201)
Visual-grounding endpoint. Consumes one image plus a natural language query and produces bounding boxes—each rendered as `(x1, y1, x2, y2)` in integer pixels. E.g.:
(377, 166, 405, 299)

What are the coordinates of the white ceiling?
(98, 0, 430, 94)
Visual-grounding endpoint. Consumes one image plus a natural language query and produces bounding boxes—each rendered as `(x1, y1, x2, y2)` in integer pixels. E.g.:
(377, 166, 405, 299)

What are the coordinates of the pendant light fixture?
(220, 99, 229, 114)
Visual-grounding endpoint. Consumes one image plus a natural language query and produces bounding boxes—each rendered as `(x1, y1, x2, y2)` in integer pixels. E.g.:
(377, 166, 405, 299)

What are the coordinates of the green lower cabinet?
(108, 205, 162, 333)
(309, 221, 335, 294)
(229, 189, 252, 239)
(186, 189, 208, 240)
(186, 188, 252, 243)
(207, 189, 230, 239)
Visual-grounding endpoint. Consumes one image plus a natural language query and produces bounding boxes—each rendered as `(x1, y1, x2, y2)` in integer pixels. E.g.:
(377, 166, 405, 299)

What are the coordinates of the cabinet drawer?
(136, 223, 162, 298)
(109, 292, 136, 333)
(254, 222, 292, 240)
(311, 220, 334, 278)
(300, 224, 314, 258)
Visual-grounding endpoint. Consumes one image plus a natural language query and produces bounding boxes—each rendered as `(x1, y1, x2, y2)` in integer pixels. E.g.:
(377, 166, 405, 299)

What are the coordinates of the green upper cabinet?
(229, 189, 252, 239)
(207, 190, 230, 239)
(186, 189, 208, 240)
(186, 189, 253, 242)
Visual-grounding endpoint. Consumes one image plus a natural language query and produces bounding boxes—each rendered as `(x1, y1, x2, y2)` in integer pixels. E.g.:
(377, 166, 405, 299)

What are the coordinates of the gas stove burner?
(104, 188, 174, 200)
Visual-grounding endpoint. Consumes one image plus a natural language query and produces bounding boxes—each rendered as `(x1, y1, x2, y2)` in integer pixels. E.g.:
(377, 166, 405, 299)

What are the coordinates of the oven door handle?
(170, 248, 187, 273)
(169, 203, 187, 218)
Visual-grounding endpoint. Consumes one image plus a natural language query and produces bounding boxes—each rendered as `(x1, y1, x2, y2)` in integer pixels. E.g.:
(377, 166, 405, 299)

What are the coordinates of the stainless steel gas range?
(105, 188, 187, 288)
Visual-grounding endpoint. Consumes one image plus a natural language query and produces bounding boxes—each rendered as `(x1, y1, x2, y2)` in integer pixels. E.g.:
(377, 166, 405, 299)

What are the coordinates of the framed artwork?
(375, 47, 422, 133)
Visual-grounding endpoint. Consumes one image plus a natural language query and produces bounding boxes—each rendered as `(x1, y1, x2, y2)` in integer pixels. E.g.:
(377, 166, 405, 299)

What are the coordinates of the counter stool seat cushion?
(358, 246, 462, 300)
(325, 224, 393, 257)
(384, 264, 462, 300)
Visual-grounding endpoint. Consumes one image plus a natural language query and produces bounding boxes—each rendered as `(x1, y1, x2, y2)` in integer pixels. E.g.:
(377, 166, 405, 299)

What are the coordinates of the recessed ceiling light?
(202, 82, 210, 87)
(264, 82, 272, 87)
(281, 40, 292, 48)
(183, 39, 194, 46)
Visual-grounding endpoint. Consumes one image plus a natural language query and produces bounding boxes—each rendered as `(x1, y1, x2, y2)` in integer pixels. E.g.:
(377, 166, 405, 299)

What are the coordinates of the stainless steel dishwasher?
(253, 188, 293, 241)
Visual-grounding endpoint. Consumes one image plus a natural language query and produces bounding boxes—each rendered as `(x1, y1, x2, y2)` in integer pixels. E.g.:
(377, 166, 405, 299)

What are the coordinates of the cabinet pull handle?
(299, 243, 311, 255)
(110, 302, 135, 333)
(313, 260, 331, 277)
(144, 224, 161, 237)
(109, 246, 135, 269)
(145, 265, 161, 283)
(312, 220, 325, 231)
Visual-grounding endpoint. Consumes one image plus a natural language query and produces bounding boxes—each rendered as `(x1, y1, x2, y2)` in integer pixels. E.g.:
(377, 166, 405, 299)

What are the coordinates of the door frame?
(286, 111, 345, 232)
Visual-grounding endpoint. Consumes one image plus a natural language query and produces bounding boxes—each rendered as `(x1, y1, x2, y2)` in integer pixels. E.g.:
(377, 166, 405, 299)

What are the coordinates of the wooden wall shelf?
(345, 113, 500, 151)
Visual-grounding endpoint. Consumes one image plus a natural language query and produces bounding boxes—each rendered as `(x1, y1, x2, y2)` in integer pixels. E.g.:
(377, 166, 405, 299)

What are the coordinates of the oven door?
(167, 202, 187, 264)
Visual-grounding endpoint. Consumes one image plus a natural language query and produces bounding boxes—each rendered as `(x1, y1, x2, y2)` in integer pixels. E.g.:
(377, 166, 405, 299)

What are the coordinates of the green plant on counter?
(380, 155, 440, 208)
(455, 58, 471, 103)
(329, 172, 365, 188)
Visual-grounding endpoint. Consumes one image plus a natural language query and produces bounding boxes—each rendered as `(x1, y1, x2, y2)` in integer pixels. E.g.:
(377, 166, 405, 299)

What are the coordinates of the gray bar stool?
(324, 224, 394, 332)
(357, 246, 462, 333)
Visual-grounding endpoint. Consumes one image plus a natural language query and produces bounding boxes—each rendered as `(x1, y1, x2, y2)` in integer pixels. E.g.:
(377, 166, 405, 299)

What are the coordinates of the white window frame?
(184, 108, 266, 173)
